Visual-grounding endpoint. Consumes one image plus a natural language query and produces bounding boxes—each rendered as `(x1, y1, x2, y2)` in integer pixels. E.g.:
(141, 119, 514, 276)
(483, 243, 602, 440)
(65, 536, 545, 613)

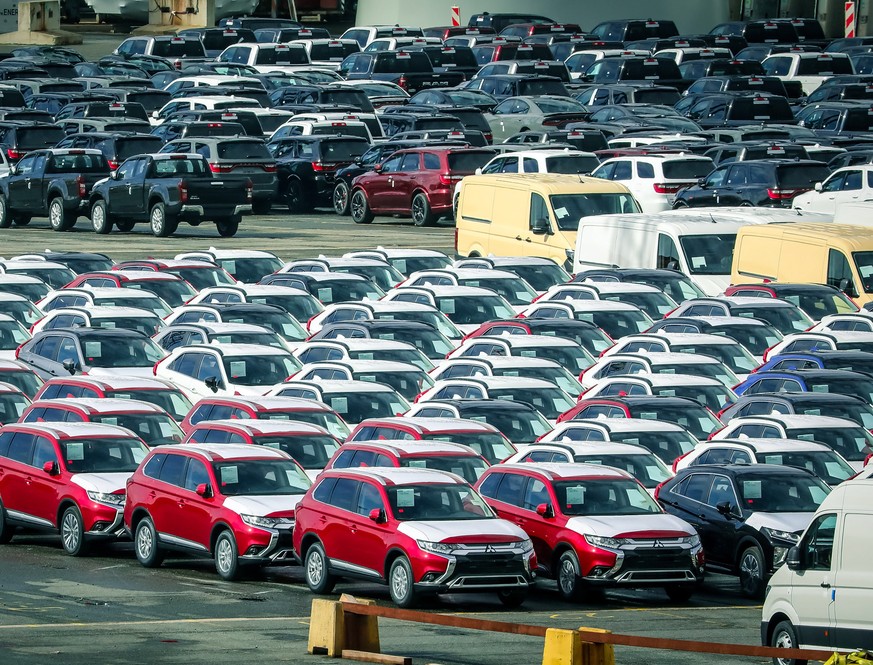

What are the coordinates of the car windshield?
(111, 389, 191, 422)
(535, 98, 585, 113)
(653, 384, 734, 412)
(62, 437, 148, 473)
(218, 257, 283, 282)
(629, 404, 721, 439)
(672, 341, 759, 373)
(209, 331, 286, 349)
(213, 459, 311, 495)
(173, 267, 235, 289)
(222, 353, 300, 386)
(387, 483, 494, 521)
(467, 407, 552, 442)
(544, 155, 600, 175)
(710, 324, 782, 355)
(788, 426, 873, 462)
(549, 193, 640, 231)
(399, 455, 489, 484)
(458, 276, 537, 305)
(796, 58, 853, 75)
(447, 151, 494, 173)
(355, 369, 432, 400)
(580, 309, 652, 339)
(602, 291, 676, 320)
(0, 392, 28, 423)
(853, 252, 873, 294)
(125, 280, 195, 308)
(94, 315, 162, 337)
(4, 300, 41, 327)
(489, 387, 576, 420)
(48, 153, 109, 173)
(573, 453, 672, 488)
(348, 348, 433, 371)
(332, 265, 403, 290)
(437, 294, 515, 325)
(521, 343, 594, 374)
(780, 290, 858, 317)
(152, 40, 204, 56)
(0, 281, 49, 301)
(96, 295, 172, 318)
(495, 365, 582, 397)
(507, 263, 571, 292)
(12, 267, 75, 289)
(255, 435, 340, 468)
(0, 319, 30, 349)
(803, 376, 873, 406)
(248, 293, 323, 322)
(373, 327, 454, 360)
(387, 310, 462, 340)
(92, 413, 183, 446)
(324, 391, 410, 424)
(658, 361, 739, 388)
(609, 430, 697, 465)
(737, 473, 829, 513)
(732, 306, 810, 334)
(259, 410, 350, 439)
(679, 234, 736, 275)
(793, 401, 873, 429)
(1, 370, 41, 398)
(423, 432, 514, 464)
(223, 310, 307, 342)
(758, 450, 854, 485)
(312, 280, 385, 304)
(80, 333, 165, 368)
(776, 164, 830, 189)
(554, 478, 662, 516)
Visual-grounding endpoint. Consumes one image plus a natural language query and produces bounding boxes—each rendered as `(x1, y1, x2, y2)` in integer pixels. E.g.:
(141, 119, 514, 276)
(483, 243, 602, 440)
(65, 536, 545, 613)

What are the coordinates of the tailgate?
(408, 72, 466, 90)
(186, 177, 248, 205)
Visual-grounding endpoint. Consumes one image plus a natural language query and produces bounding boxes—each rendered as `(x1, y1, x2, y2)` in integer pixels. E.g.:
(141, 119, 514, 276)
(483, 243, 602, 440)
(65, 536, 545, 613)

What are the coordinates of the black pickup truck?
(0, 148, 111, 231)
(339, 51, 465, 94)
(88, 153, 252, 238)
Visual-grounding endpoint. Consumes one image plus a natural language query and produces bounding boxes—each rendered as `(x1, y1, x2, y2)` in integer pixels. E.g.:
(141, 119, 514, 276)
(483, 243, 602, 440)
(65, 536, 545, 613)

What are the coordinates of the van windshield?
(853, 252, 873, 293)
(550, 193, 640, 231)
(679, 233, 736, 274)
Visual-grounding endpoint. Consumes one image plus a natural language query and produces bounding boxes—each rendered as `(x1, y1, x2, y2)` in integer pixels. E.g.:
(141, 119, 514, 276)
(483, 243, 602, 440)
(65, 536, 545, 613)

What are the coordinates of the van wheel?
(738, 545, 766, 599)
(350, 189, 373, 224)
(411, 193, 435, 227)
(91, 199, 112, 234)
(0, 499, 15, 544)
(771, 620, 806, 665)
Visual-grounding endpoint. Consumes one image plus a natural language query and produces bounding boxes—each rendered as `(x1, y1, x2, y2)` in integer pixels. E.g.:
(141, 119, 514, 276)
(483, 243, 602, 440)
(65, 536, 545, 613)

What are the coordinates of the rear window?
(621, 59, 681, 79)
(185, 122, 245, 137)
(744, 23, 797, 43)
(127, 92, 171, 113)
(634, 89, 681, 105)
(17, 127, 65, 150)
(373, 52, 433, 73)
(796, 57, 853, 76)
(309, 43, 360, 61)
(216, 140, 272, 159)
(201, 30, 255, 51)
(255, 47, 308, 65)
(662, 160, 713, 179)
(447, 151, 494, 172)
(725, 78, 786, 95)
(545, 155, 600, 174)
(515, 62, 569, 81)
(86, 103, 149, 121)
(518, 79, 568, 96)
(311, 123, 370, 140)
(151, 40, 206, 57)
(111, 137, 166, 161)
(317, 140, 369, 161)
(843, 110, 873, 132)
(729, 97, 793, 121)
(424, 47, 478, 68)
(776, 164, 831, 188)
(151, 158, 208, 176)
(320, 90, 369, 108)
(47, 153, 109, 173)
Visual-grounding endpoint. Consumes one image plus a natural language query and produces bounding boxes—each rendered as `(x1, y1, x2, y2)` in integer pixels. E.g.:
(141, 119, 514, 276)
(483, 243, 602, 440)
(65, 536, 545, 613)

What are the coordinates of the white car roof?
(161, 443, 290, 461)
(281, 379, 399, 393)
(191, 419, 332, 436)
(710, 438, 833, 453)
(733, 414, 863, 429)
(326, 466, 467, 485)
(345, 440, 477, 455)
(17, 422, 141, 438)
(499, 462, 632, 480)
(31, 397, 167, 414)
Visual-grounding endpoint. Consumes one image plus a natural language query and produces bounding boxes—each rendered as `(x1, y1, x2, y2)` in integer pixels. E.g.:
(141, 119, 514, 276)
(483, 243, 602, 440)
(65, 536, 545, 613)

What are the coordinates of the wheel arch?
(56, 498, 79, 530)
(210, 521, 235, 554)
(383, 546, 409, 582)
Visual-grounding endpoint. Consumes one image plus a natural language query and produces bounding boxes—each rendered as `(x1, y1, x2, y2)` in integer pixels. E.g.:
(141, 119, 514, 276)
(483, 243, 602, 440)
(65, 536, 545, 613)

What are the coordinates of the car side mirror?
(716, 501, 736, 519)
(373, 163, 383, 174)
(62, 358, 78, 375)
(204, 376, 220, 392)
(530, 217, 550, 235)
(42, 460, 59, 476)
(785, 546, 802, 571)
(110, 170, 119, 180)
(536, 502, 554, 518)
(195, 483, 212, 498)
(152, 110, 160, 119)
(9, 165, 17, 175)
(354, 157, 362, 165)
(368, 508, 386, 523)
(697, 177, 707, 187)
(475, 167, 482, 175)
(814, 182, 822, 192)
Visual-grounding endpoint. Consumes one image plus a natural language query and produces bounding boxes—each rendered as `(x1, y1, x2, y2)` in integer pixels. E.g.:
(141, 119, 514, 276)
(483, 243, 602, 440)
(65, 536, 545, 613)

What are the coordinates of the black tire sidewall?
(389, 556, 416, 608)
(304, 542, 334, 594)
(215, 531, 239, 580)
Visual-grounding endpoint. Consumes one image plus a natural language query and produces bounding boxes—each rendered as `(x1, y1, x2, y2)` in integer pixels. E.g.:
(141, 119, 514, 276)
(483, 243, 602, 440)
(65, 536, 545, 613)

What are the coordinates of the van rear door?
(832, 510, 873, 651)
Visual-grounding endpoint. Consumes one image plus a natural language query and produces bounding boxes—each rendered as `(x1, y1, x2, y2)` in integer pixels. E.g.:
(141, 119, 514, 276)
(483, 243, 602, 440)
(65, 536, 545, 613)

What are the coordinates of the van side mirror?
(195, 483, 212, 498)
(204, 376, 220, 392)
(368, 508, 386, 523)
(530, 217, 550, 235)
(814, 182, 822, 192)
(62, 358, 78, 375)
(42, 460, 59, 475)
(785, 546, 801, 571)
(536, 502, 554, 518)
(839, 278, 859, 299)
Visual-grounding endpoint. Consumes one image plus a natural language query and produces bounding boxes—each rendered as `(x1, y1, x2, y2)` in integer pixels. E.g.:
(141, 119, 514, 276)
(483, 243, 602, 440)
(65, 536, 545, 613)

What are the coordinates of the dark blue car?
(732, 368, 873, 404)
(751, 350, 873, 376)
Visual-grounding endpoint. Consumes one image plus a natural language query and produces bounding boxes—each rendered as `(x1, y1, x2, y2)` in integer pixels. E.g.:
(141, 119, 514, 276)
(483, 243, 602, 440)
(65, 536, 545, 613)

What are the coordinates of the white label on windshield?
(439, 299, 456, 314)
(394, 259, 407, 274)
(407, 460, 427, 468)
(100, 417, 118, 426)
(263, 442, 282, 450)
(860, 265, 873, 278)
(520, 350, 536, 357)
(395, 488, 415, 507)
(691, 256, 706, 269)
(317, 288, 332, 302)
(451, 467, 464, 477)
(224, 260, 235, 274)
(229, 361, 246, 378)
(470, 416, 488, 422)
(66, 442, 84, 461)
(639, 412, 656, 420)
(566, 486, 585, 504)
(221, 466, 239, 484)
(824, 461, 846, 478)
(743, 480, 762, 499)
(330, 397, 348, 413)
(796, 433, 815, 441)
(811, 384, 828, 392)
(132, 448, 147, 463)
(251, 297, 267, 304)
(555, 207, 569, 219)
(763, 455, 783, 465)
(102, 321, 116, 329)
(660, 389, 676, 397)
(84, 342, 102, 358)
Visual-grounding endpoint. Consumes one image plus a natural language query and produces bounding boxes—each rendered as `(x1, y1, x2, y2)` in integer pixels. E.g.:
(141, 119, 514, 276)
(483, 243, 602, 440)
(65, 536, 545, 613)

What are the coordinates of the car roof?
(343, 440, 478, 456)
(10, 421, 141, 438)
(497, 462, 632, 481)
(320, 466, 467, 486)
(733, 414, 862, 428)
(154, 443, 290, 461)
(28, 398, 166, 414)
(710, 437, 832, 453)
(190, 419, 332, 436)
(359, 416, 498, 433)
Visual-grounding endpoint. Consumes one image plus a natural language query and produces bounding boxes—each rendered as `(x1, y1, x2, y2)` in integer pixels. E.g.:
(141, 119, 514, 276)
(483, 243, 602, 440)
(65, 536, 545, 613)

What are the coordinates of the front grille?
(453, 553, 525, 576)
(621, 549, 689, 572)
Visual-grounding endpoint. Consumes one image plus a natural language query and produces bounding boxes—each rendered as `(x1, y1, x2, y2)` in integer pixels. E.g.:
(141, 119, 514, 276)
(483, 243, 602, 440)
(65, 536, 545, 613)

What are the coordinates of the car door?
(366, 153, 402, 210)
(28, 435, 63, 525)
(352, 480, 392, 577)
(153, 452, 203, 550)
(790, 512, 838, 649)
(717, 164, 747, 206)
(663, 472, 724, 563)
(107, 157, 141, 217)
(25, 334, 64, 379)
(319, 478, 371, 574)
(179, 456, 216, 550)
(387, 152, 421, 211)
(684, 165, 727, 207)
(0, 431, 37, 523)
(7, 154, 38, 213)
(20, 153, 47, 213)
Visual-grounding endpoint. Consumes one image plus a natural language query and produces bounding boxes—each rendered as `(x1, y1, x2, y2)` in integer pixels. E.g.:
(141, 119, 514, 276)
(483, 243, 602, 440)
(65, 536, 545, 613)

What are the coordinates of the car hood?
(222, 495, 301, 517)
(565, 513, 695, 538)
(745, 511, 815, 534)
(88, 366, 156, 378)
(397, 518, 527, 543)
(791, 192, 818, 209)
(70, 471, 131, 493)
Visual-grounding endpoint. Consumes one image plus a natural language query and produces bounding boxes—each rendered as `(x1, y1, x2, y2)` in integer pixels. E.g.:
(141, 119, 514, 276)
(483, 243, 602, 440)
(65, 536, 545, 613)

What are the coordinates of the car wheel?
(740, 201, 754, 207)
(304, 542, 336, 594)
(738, 544, 766, 599)
(60, 505, 88, 557)
(252, 198, 271, 215)
(671, 200, 690, 209)
(0, 499, 15, 544)
(91, 199, 112, 235)
(556, 550, 583, 602)
(333, 181, 350, 216)
(0, 195, 10, 228)
(411, 192, 435, 227)
(115, 219, 135, 232)
(150, 202, 178, 238)
(215, 217, 240, 238)
(771, 620, 806, 665)
(350, 189, 374, 224)
(284, 179, 309, 214)
(214, 530, 240, 581)
(664, 584, 695, 603)
(49, 197, 75, 232)
(388, 556, 417, 608)
(134, 517, 164, 568)
(496, 588, 528, 608)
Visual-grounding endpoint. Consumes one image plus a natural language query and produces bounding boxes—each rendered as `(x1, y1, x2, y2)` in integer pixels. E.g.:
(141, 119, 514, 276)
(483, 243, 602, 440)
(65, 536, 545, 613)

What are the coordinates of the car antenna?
(709, 212, 717, 224)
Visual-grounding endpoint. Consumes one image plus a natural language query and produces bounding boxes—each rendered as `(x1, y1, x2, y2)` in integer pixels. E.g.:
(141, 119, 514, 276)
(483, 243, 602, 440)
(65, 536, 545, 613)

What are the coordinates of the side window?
(706, 474, 739, 510)
(612, 161, 632, 180)
(32, 437, 57, 469)
(6, 432, 35, 464)
(312, 477, 337, 502)
(356, 482, 384, 515)
(494, 472, 527, 506)
(184, 458, 210, 491)
(522, 158, 538, 173)
(521, 478, 550, 511)
(801, 513, 837, 571)
(529, 193, 550, 232)
(675, 472, 713, 503)
(843, 170, 863, 191)
(157, 453, 187, 487)
(423, 153, 440, 170)
(142, 453, 167, 479)
(398, 153, 420, 172)
(657, 233, 681, 270)
(477, 472, 502, 498)
(637, 162, 655, 179)
(827, 249, 856, 296)
(705, 167, 729, 188)
(328, 478, 359, 512)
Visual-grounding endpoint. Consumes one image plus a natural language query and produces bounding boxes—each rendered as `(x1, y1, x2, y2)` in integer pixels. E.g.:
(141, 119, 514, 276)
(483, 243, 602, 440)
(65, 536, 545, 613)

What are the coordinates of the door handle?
(148, 491, 156, 498)
(820, 582, 831, 589)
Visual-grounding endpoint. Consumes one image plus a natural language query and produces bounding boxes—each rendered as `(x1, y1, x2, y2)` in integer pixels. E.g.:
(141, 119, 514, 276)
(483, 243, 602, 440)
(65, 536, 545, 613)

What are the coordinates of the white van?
(762, 479, 873, 660)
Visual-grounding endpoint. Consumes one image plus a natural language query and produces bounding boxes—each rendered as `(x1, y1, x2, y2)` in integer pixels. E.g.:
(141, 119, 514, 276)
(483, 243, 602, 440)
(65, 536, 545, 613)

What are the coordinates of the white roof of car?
(499, 462, 631, 480)
(617, 352, 722, 366)
(54, 306, 158, 319)
(164, 443, 290, 461)
(708, 438, 834, 453)
(344, 440, 478, 456)
(535, 440, 654, 456)
(371, 416, 498, 432)
(733, 414, 863, 429)
(30, 398, 167, 414)
(16, 422, 141, 438)
(599, 373, 725, 388)
(656, 332, 747, 346)
(190, 419, 333, 436)
(327, 466, 467, 485)
(281, 379, 400, 394)
(176, 248, 279, 260)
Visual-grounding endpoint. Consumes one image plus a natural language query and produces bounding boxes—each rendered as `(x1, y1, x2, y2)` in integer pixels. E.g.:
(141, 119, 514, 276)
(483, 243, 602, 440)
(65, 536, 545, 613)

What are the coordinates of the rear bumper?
(180, 204, 253, 217)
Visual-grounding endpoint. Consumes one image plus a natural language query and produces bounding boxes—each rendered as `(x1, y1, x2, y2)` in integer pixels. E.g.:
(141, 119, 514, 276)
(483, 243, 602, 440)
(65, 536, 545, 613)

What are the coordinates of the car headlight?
(584, 534, 623, 550)
(417, 540, 457, 555)
(87, 491, 124, 506)
(761, 527, 800, 545)
(519, 538, 534, 554)
(680, 534, 701, 548)
(241, 514, 294, 529)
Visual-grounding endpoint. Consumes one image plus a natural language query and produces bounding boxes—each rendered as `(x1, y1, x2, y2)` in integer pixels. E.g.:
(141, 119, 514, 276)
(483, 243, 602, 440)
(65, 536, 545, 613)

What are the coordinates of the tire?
(738, 544, 767, 599)
(411, 192, 436, 227)
(332, 181, 350, 216)
(215, 217, 240, 238)
(150, 202, 177, 238)
(284, 179, 309, 214)
(214, 530, 241, 581)
(49, 197, 76, 232)
(134, 517, 164, 568)
(350, 189, 373, 224)
(664, 584, 695, 603)
(252, 198, 271, 215)
(497, 588, 528, 608)
(556, 549, 584, 602)
(770, 620, 806, 665)
(60, 505, 88, 557)
(91, 199, 112, 235)
(115, 219, 135, 232)
(0, 195, 10, 228)
(0, 499, 15, 544)
(388, 556, 418, 608)
(304, 542, 336, 594)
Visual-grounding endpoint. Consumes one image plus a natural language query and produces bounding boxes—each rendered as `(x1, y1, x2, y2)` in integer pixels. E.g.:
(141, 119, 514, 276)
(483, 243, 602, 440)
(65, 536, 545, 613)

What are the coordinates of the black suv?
(589, 19, 679, 42)
(685, 75, 787, 97)
(704, 141, 808, 166)
(796, 101, 873, 135)
(657, 465, 830, 598)
(709, 20, 799, 44)
(0, 122, 66, 163)
(679, 58, 764, 81)
(673, 159, 830, 208)
(581, 56, 687, 90)
(680, 92, 795, 128)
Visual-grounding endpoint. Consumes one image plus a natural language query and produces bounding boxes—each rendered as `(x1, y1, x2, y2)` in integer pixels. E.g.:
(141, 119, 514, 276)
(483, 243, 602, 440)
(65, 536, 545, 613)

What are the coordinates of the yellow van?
(731, 222, 873, 306)
(455, 174, 638, 269)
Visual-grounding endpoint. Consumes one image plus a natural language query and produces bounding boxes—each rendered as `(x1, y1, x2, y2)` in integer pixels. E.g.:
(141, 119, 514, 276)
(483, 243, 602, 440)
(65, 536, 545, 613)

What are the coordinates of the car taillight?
(178, 180, 189, 204)
(107, 159, 119, 170)
(209, 163, 233, 173)
(672, 451, 692, 473)
(245, 178, 253, 202)
(707, 426, 725, 441)
(76, 174, 86, 198)
(653, 183, 684, 194)
(6, 148, 21, 160)
(312, 162, 333, 171)
(397, 75, 408, 90)
(767, 188, 798, 200)
(761, 344, 776, 362)
(264, 164, 277, 172)
(439, 173, 462, 185)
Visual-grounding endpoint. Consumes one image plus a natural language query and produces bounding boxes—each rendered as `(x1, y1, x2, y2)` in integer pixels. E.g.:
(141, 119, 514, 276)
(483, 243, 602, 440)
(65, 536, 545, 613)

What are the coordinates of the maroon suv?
(349, 147, 494, 227)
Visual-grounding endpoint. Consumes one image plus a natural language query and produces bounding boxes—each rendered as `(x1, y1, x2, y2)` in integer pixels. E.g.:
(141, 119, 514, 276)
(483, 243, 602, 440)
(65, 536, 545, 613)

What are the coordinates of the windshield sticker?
(330, 397, 348, 413)
(566, 486, 585, 505)
(220, 465, 239, 485)
(66, 442, 84, 461)
(395, 488, 415, 507)
(743, 480, 762, 500)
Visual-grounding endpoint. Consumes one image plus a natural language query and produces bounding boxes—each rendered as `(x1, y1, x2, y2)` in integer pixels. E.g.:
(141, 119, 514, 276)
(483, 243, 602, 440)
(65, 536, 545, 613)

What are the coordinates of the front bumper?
(582, 543, 705, 587)
(238, 525, 295, 566)
(414, 543, 535, 594)
(84, 506, 126, 539)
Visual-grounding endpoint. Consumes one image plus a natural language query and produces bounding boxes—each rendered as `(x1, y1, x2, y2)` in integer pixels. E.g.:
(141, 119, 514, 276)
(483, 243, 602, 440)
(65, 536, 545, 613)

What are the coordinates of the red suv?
(183, 419, 342, 480)
(349, 147, 494, 227)
(34, 375, 193, 422)
(20, 398, 184, 447)
(347, 417, 516, 464)
(0, 422, 149, 555)
(325, 440, 489, 484)
(180, 396, 350, 439)
(63, 271, 197, 307)
(476, 463, 704, 602)
(112, 259, 236, 291)
(293, 467, 535, 607)
(125, 443, 309, 580)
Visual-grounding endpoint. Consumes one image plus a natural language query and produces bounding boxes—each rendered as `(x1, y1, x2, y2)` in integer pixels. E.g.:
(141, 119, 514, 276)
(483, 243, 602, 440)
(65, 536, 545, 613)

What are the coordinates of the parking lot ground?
(0, 533, 765, 665)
